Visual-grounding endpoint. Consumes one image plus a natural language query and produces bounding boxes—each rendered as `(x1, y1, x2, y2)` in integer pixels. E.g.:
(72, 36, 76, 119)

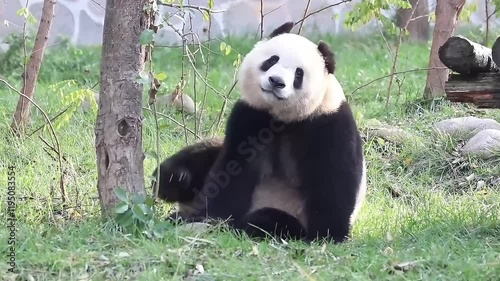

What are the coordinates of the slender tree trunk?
(11, 0, 56, 135)
(397, 0, 430, 42)
(424, 0, 467, 99)
(95, 0, 149, 215)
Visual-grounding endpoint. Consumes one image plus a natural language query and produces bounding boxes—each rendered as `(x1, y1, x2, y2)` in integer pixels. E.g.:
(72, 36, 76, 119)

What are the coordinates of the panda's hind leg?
(240, 208, 307, 241)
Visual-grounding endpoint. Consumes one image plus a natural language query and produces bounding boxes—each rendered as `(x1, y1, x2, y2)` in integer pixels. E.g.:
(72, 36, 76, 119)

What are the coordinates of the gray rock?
(365, 121, 412, 143)
(434, 117, 500, 139)
(461, 129, 500, 159)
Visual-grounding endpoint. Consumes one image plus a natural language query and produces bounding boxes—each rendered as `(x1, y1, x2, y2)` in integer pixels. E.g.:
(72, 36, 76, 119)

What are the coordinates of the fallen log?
(445, 73, 500, 109)
(438, 35, 498, 75)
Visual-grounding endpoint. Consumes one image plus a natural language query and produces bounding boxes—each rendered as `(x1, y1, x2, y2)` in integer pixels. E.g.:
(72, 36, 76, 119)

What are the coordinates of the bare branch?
(351, 67, 448, 95)
(1, 78, 66, 203)
(298, 0, 312, 35)
(294, 0, 352, 26)
(157, 1, 225, 13)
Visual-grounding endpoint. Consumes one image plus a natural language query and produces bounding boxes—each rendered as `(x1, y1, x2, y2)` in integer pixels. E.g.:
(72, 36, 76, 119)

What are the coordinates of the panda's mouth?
(261, 87, 285, 100)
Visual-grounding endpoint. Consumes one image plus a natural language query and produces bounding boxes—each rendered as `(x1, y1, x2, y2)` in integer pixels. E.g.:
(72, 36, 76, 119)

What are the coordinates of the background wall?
(0, 0, 499, 47)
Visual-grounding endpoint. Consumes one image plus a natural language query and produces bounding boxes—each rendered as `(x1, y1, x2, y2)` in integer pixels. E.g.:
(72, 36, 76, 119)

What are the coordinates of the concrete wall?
(0, 0, 498, 47)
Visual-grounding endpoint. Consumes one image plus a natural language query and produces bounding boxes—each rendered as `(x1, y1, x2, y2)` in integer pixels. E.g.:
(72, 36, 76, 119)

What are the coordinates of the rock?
(365, 123, 412, 143)
(434, 117, 500, 139)
(461, 129, 500, 159)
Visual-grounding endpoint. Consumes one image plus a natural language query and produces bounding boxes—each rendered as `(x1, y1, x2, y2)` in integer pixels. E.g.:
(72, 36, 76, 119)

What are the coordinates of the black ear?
(268, 22, 294, 38)
(317, 41, 335, 74)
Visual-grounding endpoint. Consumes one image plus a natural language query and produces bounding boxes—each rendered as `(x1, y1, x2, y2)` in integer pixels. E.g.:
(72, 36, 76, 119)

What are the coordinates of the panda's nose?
(268, 76, 286, 89)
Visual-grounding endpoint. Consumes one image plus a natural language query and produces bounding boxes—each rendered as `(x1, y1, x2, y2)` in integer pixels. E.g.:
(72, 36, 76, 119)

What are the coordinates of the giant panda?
(153, 22, 367, 243)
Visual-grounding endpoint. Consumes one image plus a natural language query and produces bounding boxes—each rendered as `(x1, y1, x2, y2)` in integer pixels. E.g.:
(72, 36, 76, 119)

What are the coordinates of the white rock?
(461, 129, 500, 159)
(434, 117, 500, 139)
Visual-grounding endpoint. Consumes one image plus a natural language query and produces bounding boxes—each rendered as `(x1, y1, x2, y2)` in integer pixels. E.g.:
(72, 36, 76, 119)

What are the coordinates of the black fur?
(151, 139, 223, 204)
(268, 22, 294, 38)
(195, 100, 364, 243)
(239, 207, 307, 241)
(318, 41, 335, 74)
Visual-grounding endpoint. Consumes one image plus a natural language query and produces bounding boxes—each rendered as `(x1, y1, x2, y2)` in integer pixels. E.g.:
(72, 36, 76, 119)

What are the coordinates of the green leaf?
(139, 203, 154, 219)
(145, 197, 155, 207)
(225, 44, 232, 56)
(202, 10, 210, 22)
(115, 202, 129, 214)
(115, 210, 135, 227)
(140, 29, 155, 45)
(132, 193, 147, 204)
(132, 204, 148, 223)
(115, 187, 129, 202)
(207, 0, 214, 9)
(155, 72, 168, 81)
(219, 42, 227, 52)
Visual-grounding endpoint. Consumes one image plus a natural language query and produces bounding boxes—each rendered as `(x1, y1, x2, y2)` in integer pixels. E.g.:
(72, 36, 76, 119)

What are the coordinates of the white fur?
(350, 157, 367, 226)
(238, 33, 346, 122)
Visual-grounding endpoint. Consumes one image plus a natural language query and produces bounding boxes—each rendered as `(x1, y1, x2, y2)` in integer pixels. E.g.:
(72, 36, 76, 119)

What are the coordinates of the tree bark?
(424, 0, 467, 99)
(439, 35, 498, 75)
(11, 0, 56, 135)
(445, 73, 500, 108)
(95, 0, 149, 216)
(396, 0, 430, 42)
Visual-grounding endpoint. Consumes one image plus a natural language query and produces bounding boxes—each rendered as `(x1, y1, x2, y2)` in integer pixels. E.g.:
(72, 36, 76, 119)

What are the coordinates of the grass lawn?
(0, 30, 499, 280)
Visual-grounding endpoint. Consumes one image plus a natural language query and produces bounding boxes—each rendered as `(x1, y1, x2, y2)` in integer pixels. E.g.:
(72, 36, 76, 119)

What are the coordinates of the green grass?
(0, 30, 499, 280)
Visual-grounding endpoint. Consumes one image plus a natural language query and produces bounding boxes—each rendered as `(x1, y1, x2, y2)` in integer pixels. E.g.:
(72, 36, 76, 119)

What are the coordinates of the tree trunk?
(396, 0, 430, 42)
(424, 0, 467, 99)
(439, 35, 498, 74)
(11, 0, 56, 135)
(95, 0, 149, 216)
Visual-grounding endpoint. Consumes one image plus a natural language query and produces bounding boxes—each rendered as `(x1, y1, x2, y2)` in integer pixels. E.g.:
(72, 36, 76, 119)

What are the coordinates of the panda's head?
(237, 22, 345, 122)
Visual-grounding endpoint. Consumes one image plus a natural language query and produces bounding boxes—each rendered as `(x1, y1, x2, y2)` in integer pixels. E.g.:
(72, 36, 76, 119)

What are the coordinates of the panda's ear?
(268, 22, 294, 38)
(317, 41, 335, 74)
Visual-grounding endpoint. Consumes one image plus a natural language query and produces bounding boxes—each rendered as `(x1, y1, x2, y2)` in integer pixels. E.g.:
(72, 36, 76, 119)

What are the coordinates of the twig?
(297, 0, 312, 35)
(27, 107, 69, 137)
(260, 0, 264, 40)
(350, 67, 448, 95)
(484, 0, 490, 46)
(142, 106, 202, 139)
(294, 0, 352, 26)
(385, 0, 420, 108)
(157, 1, 225, 13)
(209, 80, 237, 135)
(197, 10, 214, 136)
(188, 0, 198, 142)
(1, 78, 66, 203)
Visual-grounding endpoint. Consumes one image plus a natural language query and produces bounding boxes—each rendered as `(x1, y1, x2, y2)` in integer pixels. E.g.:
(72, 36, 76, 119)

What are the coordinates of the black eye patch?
(293, 68, 304, 89)
(260, 55, 279, 72)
